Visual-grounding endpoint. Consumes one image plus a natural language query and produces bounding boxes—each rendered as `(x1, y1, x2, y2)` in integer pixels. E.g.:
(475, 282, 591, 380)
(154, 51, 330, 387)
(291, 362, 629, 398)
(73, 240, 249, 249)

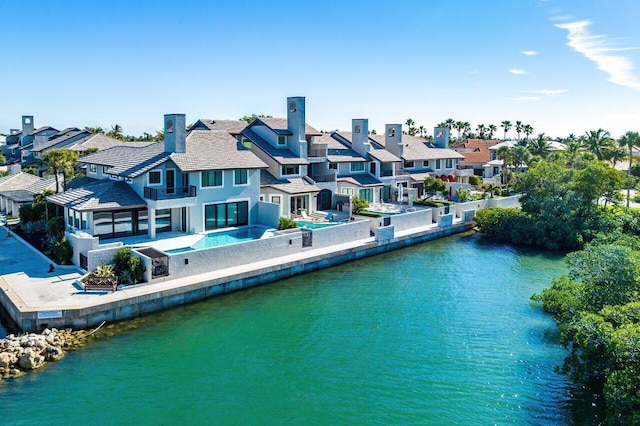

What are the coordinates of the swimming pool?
(165, 227, 268, 254)
(295, 221, 338, 229)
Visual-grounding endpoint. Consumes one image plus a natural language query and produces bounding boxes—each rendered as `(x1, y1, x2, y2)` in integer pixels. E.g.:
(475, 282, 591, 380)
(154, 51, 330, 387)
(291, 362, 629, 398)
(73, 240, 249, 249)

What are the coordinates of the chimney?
(164, 114, 186, 153)
(433, 127, 449, 148)
(21, 116, 34, 146)
(385, 124, 403, 158)
(351, 119, 370, 157)
(286, 96, 307, 158)
(10, 163, 22, 175)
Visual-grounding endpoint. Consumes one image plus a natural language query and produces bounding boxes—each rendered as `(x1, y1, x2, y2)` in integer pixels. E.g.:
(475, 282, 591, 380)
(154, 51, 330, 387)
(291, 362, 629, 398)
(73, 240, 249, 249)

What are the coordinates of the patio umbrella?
(448, 186, 452, 201)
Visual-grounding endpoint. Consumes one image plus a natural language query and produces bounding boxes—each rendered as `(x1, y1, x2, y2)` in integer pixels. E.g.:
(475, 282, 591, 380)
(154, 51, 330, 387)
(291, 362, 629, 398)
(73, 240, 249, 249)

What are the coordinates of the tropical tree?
(523, 124, 534, 141)
(583, 128, 614, 161)
(488, 124, 497, 139)
(0, 151, 5, 164)
(405, 118, 415, 135)
(619, 131, 640, 208)
(515, 121, 523, 142)
(462, 121, 471, 139)
(476, 124, 486, 139)
(85, 126, 105, 134)
(501, 120, 512, 140)
(107, 124, 125, 141)
(528, 133, 552, 159)
(444, 118, 455, 130)
(511, 145, 531, 172)
(454, 121, 465, 141)
(42, 149, 79, 193)
(154, 130, 165, 141)
(496, 145, 512, 185)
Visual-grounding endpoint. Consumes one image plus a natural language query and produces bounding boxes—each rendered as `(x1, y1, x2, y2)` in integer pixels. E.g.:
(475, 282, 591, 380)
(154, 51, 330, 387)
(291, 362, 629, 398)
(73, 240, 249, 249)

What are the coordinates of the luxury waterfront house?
(47, 114, 268, 242)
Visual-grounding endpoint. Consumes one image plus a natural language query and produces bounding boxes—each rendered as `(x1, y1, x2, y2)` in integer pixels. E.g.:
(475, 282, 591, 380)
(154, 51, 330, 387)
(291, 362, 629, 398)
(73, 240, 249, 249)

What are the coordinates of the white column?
(149, 208, 156, 239)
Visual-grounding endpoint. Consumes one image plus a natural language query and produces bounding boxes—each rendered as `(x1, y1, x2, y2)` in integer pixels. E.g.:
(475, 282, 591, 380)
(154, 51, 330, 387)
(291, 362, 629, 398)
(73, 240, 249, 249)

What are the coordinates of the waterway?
(0, 232, 577, 425)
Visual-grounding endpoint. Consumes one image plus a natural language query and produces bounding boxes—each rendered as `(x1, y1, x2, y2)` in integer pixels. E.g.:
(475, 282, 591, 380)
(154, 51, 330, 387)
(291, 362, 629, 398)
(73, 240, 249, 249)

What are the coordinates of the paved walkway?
(0, 220, 448, 314)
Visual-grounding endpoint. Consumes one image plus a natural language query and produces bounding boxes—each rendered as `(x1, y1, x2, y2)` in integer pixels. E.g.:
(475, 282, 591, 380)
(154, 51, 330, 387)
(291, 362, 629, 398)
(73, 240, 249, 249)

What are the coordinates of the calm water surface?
(0, 233, 575, 425)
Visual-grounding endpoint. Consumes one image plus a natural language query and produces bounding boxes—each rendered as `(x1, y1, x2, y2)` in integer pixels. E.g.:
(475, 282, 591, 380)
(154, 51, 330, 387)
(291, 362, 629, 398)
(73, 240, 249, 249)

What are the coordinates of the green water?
(0, 233, 577, 425)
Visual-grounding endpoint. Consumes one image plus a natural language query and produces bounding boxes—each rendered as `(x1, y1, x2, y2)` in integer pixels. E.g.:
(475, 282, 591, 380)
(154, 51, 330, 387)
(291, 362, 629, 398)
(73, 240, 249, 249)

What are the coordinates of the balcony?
(454, 166, 474, 177)
(312, 173, 336, 183)
(144, 185, 197, 201)
(308, 144, 328, 158)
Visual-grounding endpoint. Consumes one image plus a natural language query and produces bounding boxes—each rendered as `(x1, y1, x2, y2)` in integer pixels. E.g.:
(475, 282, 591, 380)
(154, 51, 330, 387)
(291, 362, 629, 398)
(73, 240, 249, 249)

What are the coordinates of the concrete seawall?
(1, 222, 472, 332)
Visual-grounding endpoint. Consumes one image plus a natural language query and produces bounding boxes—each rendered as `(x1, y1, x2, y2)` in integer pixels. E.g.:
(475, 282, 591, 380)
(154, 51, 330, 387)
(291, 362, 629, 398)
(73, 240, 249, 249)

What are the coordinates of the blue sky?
(1, 0, 639, 139)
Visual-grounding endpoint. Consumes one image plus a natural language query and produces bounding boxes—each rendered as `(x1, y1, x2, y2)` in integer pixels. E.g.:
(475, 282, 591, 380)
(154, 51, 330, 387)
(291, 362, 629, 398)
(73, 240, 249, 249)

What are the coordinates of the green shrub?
(468, 175, 481, 186)
(113, 247, 132, 278)
(52, 237, 73, 264)
(19, 203, 46, 223)
(634, 194, 640, 203)
(47, 216, 65, 240)
(455, 188, 470, 202)
(423, 176, 446, 194)
(352, 195, 369, 214)
(355, 211, 382, 218)
(277, 217, 298, 230)
(122, 256, 145, 284)
(93, 263, 115, 278)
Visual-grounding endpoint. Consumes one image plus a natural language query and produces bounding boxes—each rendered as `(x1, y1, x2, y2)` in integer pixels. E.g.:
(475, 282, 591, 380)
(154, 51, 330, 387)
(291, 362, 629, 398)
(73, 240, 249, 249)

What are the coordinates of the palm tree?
(488, 124, 497, 139)
(454, 121, 465, 141)
(582, 128, 613, 160)
(619, 131, 640, 207)
(85, 126, 105, 134)
(515, 121, 523, 142)
(462, 122, 471, 139)
(496, 145, 512, 185)
(511, 145, 531, 173)
(528, 133, 551, 159)
(405, 118, 415, 135)
(523, 124, 534, 141)
(418, 125, 425, 137)
(444, 118, 455, 130)
(501, 120, 512, 140)
(107, 124, 125, 141)
(42, 149, 79, 193)
(476, 124, 486, 139)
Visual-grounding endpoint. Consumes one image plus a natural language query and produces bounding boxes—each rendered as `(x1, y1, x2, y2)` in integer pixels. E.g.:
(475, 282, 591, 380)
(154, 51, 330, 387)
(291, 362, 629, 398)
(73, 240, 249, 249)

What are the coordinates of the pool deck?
(0, 219, 473, 332)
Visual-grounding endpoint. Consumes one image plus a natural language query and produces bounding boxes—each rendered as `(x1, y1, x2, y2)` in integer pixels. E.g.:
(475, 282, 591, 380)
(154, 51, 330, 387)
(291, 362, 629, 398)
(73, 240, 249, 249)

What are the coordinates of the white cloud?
(522, 50, 538, 56)
(505, 96, 540, 102)
(524, 89, 569, 96)
(550, 14, 573, 21)
(509, 68, 528, 75)
(555, 20, 640, 91)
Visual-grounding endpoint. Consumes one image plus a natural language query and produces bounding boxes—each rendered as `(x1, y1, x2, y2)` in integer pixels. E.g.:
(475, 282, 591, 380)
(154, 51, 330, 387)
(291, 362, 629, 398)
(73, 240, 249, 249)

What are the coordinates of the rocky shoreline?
(0, 328, 92, 379)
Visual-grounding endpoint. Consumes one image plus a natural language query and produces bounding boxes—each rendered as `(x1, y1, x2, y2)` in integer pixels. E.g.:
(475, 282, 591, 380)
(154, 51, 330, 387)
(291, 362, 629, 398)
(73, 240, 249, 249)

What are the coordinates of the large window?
(155, 208, 171, 233)
(435, 159, 441, 169)
(446, 159, 453, 168)
(148, 170, 162, 185)
(88, 164, 97, 174)
(359, 188, 373, 202)
(205, 201, 249, 230)
(234, 169, 248, 185)
(94, 209, 151, 239)
(201, 170, 223, 187)
(67, 209, 87, 229)
(341, 187, 354, 195)
(281, 165, 299, 176)
(350, 162, 365, 172)
(403, 161, 414, 169)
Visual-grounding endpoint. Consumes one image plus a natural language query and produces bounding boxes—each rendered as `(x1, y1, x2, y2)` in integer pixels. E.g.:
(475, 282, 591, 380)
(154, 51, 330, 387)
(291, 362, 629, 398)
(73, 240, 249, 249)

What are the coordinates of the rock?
(42, 328, 51, 336)
(18, 349, 45, 370)
(44, 345, 64, 361)
(0, 352, 17, 368)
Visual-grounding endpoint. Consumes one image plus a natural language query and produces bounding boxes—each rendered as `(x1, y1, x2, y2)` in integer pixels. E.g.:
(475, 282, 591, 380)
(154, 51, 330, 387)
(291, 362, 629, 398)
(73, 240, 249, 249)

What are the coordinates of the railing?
(312, 173, 336, 183)
(456, 165, 474, 170)
(144, 185, 197, 201)
(380, 170, 394, 177)
(396, 169, 410, 175)
(308, 148, 327, 158)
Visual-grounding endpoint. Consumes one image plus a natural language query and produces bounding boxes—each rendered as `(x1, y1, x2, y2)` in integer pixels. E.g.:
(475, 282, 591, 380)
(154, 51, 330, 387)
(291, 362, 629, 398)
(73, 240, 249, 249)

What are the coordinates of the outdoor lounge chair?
(300, 210, 314, 221)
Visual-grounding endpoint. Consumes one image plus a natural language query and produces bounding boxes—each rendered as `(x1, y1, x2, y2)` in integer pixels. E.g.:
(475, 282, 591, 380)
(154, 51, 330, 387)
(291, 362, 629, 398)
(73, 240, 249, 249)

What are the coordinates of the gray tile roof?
(329, 132, 401, 163)
(47, 179, 147, 212)
(257, 118, 322, 136)
(31, 128, 92, 153)
(173, 131, 266, 171)
(0, 175, 60, 202)
(0, 190, 35, 203)
(190, 119, 248, 135)
(29, 126, 58, 136)
(260, 170, 321, 194)
(369, 134, 464, 162)
(79, 131, 266, 178)
(408, 171, 436, 182)
(242, 128, 309, 166)
(314, 133, 365, 163)
(66, 176, 102, 190)
(0, 172, 43, 191)
(338, 174, 384, 187)
(63, 134, 153, 152)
